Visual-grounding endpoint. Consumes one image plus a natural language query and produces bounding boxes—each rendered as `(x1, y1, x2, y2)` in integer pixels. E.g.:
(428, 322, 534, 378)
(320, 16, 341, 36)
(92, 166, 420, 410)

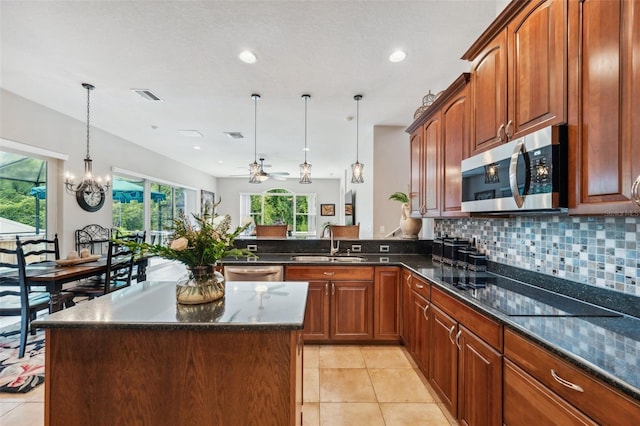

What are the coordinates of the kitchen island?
(34, 281, 308, 426)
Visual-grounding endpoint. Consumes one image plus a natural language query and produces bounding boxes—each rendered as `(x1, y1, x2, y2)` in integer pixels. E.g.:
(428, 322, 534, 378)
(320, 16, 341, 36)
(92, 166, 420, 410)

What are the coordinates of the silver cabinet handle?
(420, 204, 427, 216)
(324, 282, 329, 296)
(550, 369, 584, 393)
(406, 274, 412, 288)
(331, 282, 335, 296)
(632, 175, 640, 206)
(509, 139, 526, 208)
(415, 282, 424, 289)
(497, 123, 506, 143)
(448, 325, 456, 345)
(505, 119, 513, 139)
(323, 271, 335, 276)
(455, 330, 462, 350)
(422, 303, 430, 321)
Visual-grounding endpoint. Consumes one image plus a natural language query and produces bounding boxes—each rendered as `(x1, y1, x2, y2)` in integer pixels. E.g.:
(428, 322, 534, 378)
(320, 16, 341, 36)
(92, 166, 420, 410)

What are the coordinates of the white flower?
(170, 237, 188, 251)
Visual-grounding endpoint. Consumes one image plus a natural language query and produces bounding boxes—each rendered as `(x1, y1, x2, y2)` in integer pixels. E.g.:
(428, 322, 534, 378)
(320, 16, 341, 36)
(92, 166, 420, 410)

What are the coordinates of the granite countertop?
(34, 281, 309, 331)
(221, 253, 640, 401)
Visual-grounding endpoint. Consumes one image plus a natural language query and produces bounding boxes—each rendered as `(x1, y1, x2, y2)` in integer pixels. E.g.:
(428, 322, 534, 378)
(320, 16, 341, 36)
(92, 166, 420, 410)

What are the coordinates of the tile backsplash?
(437, 216, 639, 296)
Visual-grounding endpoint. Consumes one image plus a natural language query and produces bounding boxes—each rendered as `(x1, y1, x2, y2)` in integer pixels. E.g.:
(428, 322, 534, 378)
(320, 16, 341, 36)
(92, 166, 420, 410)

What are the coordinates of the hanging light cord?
(304, 95, 308, 163)
(253, 94, 258, 163)
(355, 94, 361, 162)
(85, 85, 92, 160)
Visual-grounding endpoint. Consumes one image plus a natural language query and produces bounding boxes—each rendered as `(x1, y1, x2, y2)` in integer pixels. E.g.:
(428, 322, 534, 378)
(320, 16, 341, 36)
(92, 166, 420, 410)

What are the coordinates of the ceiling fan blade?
(272, 176, 287, 181)
(269, 172, 290, 176)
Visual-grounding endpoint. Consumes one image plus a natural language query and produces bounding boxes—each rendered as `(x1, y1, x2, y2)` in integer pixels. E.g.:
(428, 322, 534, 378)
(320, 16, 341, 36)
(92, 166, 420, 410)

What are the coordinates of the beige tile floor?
(302, 345, 456, 426)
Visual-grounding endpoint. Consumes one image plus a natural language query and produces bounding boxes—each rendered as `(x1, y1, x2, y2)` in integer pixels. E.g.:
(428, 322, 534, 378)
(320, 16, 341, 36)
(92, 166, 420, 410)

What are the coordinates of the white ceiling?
(1, 1, 498, 180)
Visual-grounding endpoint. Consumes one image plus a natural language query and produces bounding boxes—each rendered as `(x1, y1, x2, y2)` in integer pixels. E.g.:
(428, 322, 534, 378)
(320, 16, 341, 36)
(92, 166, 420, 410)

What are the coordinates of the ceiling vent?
(224, 132, 244, 139)
(178, 129, 203, 137)
(131, 89, 163, 101)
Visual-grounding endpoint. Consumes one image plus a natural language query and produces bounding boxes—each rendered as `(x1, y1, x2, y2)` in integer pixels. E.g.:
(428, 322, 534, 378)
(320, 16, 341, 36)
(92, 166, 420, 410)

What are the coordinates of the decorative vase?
(399, 203, 422, 239)
(176, 298, 225, 322)
(176, 265, 225, 305)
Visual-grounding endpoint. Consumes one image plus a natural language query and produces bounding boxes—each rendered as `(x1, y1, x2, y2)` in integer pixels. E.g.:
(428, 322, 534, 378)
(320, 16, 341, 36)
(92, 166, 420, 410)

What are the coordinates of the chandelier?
(299, 94, 312, 184)
(351, 94, 364, 184)
(64, 83, 111, 195)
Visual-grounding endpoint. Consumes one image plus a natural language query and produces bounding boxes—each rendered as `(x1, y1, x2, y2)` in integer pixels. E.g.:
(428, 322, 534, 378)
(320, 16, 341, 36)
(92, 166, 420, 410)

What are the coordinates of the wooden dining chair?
(330, 224, 360, 240)
(17, 234, 74, 310)
(255, 224, 288, 238)
(0, 242, 51, 358)
(66, 241, 135, 300)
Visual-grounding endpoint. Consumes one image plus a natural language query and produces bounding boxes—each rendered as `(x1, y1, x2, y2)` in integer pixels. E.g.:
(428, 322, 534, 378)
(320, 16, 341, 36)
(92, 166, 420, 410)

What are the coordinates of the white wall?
(373, 125, 410, 238)
(216, 177, 341, 235)
(1, 89, 217, 253)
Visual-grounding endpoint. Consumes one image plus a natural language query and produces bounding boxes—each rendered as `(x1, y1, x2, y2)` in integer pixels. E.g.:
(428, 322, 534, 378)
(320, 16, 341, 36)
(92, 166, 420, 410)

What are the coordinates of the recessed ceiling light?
(179, 129, 203, 137)
(239, 50, 257, 64)
(193, 146, 201, 150)
(303, 147, 310, 152)
(389, 50, 407, 63)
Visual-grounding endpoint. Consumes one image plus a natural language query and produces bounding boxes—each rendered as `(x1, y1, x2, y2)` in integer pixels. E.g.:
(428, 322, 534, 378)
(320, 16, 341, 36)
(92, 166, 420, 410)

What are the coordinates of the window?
(0, 150, 48, 236)
(240, 189, 316, 235)
(112, 173, 196, 246)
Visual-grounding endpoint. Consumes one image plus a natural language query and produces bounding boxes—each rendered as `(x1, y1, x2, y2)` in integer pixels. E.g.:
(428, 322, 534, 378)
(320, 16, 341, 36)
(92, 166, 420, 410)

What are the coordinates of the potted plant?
(388, 192, 422, 239)
(118, 203, 254, 304)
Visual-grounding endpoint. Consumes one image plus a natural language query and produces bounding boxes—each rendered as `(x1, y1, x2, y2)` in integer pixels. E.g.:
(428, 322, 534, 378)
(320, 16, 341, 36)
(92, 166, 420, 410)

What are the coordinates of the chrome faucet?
(330, 229, 340, 255)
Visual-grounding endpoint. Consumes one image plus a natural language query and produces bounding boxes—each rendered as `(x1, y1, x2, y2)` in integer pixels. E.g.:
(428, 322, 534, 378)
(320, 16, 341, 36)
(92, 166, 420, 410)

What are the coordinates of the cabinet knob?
(550, 369, 584, 393)
(632, 175, 640, 207)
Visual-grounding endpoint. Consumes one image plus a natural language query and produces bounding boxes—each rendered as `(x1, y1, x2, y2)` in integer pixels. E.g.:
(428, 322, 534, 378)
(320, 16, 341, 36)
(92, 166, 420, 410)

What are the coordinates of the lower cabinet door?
(503, 359, 597, 426)
(331, 281, 374, 340)
(429, 304, 458, 414)
(457, 325, 502, 426)
(303, 281, 330, 341)
(412, 291, 430, 373)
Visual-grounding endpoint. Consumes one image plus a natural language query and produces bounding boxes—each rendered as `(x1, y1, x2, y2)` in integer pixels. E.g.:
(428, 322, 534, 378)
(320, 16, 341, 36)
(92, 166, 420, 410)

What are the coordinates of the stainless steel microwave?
(461, 126, 567, 213)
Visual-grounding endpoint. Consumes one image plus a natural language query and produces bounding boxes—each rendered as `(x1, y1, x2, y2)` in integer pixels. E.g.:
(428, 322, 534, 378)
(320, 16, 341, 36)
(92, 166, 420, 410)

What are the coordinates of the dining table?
(1, 256, 149, 312)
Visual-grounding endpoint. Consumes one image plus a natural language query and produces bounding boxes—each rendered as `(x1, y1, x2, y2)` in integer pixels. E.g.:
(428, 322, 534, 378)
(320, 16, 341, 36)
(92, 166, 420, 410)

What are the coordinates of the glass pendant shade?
(299, 161, 312, 184)
(351, 161, 364, 184)
(249, 160, 261, 184)
(64, 83, 111, 194)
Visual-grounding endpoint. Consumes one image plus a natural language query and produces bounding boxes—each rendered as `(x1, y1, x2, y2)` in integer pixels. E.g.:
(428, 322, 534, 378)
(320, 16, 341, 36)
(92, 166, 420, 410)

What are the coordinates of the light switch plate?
(351, 244, 362, 252)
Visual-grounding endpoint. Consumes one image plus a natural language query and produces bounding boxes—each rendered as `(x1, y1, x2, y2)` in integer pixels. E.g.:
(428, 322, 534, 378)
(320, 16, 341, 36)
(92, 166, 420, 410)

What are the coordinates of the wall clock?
(76, 185, 106, 212)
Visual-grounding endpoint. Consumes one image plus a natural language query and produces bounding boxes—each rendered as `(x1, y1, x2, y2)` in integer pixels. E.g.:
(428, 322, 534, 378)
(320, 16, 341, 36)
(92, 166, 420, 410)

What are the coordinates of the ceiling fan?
(231, 158, 290, 181)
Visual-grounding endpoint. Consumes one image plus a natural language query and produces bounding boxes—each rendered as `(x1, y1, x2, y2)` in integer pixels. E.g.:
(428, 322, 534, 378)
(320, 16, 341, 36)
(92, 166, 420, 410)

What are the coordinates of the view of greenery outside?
(112, 177, 145, 234)
(0, 151, 47, 235)
(244, 189, 316, 235)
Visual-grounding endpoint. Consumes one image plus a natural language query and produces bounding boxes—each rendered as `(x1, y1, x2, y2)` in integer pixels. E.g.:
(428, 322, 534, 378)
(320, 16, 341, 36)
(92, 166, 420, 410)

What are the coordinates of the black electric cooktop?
(432, 267, 621, 317)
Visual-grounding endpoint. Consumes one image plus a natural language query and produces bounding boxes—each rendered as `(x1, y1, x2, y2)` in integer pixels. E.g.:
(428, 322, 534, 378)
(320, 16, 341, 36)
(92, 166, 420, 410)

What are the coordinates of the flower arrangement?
(119, 206, 254, 270)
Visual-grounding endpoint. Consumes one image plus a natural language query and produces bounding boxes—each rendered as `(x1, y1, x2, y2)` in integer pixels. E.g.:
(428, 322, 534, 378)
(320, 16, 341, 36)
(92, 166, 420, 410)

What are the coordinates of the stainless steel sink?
(290, 255, 367, 263)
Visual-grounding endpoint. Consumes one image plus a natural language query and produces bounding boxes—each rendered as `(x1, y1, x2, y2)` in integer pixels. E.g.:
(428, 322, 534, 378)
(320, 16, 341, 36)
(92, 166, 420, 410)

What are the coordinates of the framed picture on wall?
(320, 204, 335, 216)
(345, 203, 353, 216)
(201, 190, 216, 215)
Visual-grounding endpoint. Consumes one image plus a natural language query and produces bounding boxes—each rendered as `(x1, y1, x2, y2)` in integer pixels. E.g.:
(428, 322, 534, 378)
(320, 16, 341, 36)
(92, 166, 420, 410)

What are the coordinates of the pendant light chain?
(304, 95, 308, 163)
(299, 94, 312, 184)
(83, 83, 95, 160)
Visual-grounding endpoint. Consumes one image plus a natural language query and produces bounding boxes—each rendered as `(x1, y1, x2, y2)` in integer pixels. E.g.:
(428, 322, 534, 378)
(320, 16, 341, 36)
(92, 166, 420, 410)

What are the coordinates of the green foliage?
(389, 192, 410, 203)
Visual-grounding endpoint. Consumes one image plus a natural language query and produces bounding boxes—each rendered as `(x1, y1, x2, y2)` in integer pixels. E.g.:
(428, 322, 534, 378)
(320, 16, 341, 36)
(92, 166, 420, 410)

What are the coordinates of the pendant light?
(299, 94, 312, 184)
(351, 94, 364, 184)
(64, 83, 111, 194)
(249, 93, 263, 184)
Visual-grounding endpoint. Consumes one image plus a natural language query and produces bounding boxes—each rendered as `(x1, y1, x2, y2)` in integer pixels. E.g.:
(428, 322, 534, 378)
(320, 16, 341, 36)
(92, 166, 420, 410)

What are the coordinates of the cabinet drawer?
(285, 266, 374, 281)
(431, 285, 502, 351)
(504, 328, 640, 424)
(412, 275, 430, 300)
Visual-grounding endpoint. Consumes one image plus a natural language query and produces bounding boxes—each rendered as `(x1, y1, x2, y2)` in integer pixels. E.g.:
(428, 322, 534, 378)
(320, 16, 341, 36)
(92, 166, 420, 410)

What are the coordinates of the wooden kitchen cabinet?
(567, 0, 640, 214)
(504, 328, 640, 425)
(429, 304, 458, 414)
(406, 74, 470, 218)
(457, 325, 502, 426)
(374, 266, 400, 341)
(412, 291, 430, 373)
(400, 269, 414, 347)
(285, 266, 374, 342)
(463, 0, 567, 156)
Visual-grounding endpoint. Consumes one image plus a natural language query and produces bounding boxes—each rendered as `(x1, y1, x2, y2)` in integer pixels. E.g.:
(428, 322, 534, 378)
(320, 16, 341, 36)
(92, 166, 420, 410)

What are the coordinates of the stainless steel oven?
(461, 126, 567, 213)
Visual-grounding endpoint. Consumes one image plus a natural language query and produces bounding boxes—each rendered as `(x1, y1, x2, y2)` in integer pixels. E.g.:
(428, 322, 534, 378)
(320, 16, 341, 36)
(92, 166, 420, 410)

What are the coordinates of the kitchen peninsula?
(34, 281, 308, 426)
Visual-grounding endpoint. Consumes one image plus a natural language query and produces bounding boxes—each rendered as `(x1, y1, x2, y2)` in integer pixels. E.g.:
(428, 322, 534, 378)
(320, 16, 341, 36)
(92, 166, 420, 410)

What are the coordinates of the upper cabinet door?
(469, 29, 508, 155)
(409, 129, 423, 215)
(422, 115, 442, 217)
(508, 0, 567, 139)
(568, 0, 640, 214)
